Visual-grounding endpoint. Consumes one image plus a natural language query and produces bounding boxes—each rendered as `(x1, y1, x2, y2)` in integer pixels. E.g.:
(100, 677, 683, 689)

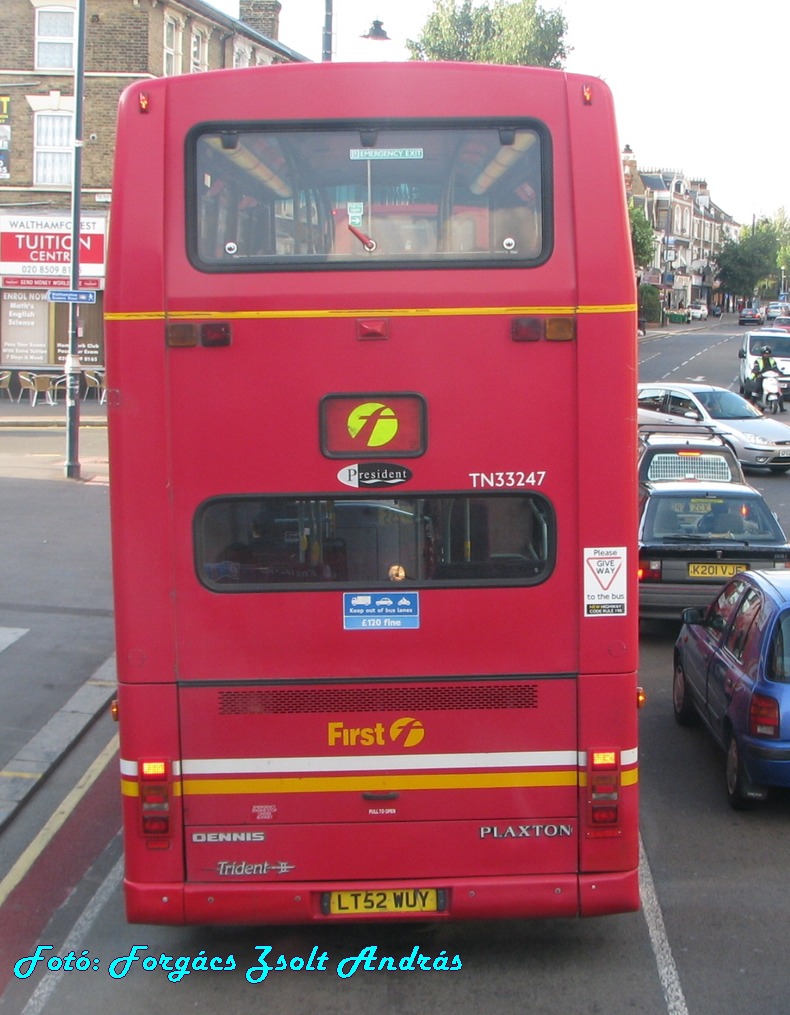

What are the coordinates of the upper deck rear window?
(188, 121, 550, 271)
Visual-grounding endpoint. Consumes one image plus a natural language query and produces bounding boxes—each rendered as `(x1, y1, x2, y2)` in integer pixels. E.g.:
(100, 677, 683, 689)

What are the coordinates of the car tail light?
(638, 559, 662, 582)
(749, 694, 780, 738)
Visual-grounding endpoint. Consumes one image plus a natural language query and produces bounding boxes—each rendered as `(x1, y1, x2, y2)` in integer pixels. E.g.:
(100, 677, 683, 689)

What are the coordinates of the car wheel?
(672, 660, 698, 726)
(725, 735, 765, 810)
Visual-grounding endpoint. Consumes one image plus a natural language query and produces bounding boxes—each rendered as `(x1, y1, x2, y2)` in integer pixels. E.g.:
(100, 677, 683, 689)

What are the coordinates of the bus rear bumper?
(124, 870, 640, 925)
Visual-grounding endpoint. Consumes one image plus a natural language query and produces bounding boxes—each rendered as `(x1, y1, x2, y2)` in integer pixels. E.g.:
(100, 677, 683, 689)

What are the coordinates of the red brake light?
(749, 693, 780, 738)
(638, 559, 661, 582)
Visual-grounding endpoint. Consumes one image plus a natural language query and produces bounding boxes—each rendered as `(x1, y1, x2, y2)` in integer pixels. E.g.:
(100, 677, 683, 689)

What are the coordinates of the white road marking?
(640, 834, 689, 1015)
(0, 627, 28, 653)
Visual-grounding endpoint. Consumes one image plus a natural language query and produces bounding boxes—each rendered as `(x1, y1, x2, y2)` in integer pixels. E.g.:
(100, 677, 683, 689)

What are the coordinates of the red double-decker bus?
(105, 61, 641, 925)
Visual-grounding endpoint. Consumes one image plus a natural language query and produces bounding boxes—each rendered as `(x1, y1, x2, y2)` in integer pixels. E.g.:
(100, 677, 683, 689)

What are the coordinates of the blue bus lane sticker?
(343, 592, 420, 630)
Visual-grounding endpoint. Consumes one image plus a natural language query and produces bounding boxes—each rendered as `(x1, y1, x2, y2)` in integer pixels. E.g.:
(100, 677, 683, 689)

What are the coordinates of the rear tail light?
(638, 559, 662, 582)
(586, 749, 621, 836)
(749, 694, 780, 738)
(138, 759, 172, 841)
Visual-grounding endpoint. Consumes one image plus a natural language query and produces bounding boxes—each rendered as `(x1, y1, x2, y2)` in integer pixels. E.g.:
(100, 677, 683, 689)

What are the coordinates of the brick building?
(622, 145, 739, 312)
(0, 0, 304, 380)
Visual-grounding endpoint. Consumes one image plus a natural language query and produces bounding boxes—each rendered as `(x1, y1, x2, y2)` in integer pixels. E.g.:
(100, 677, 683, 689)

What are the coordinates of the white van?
(738, 328, 790, 394)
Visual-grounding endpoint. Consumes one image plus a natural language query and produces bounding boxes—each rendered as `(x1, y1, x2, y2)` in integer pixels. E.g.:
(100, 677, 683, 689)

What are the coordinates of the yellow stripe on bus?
(122, 770, 580, 797)
(105, 303, 637, 322)
(121, 767, 638, 797)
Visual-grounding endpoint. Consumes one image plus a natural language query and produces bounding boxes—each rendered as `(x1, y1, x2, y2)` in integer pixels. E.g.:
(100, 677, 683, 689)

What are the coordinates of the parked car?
(709, 305, 722, 318)
(637, 382, 790, 472)
(739, 307, 763, 326)
(638, 481, 790, 621)
(737, 327, 790, 395)
(688, 301, 708, 320)
(771, 316, 790, 333)
(674, 569, 790, 808)
(638, 425, 745, 484)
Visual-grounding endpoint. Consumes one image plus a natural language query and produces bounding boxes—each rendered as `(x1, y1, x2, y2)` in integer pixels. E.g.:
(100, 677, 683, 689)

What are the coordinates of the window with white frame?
(164, 17, 182, 76)
(190, 29, 208, 73)
(36, 7, 75, 70)
(35, 111, 72, 186)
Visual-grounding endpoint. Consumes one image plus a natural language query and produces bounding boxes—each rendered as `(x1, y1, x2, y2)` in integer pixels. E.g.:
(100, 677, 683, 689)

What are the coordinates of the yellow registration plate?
(326, 888, 442, 916)
(688, 562, 748, 578)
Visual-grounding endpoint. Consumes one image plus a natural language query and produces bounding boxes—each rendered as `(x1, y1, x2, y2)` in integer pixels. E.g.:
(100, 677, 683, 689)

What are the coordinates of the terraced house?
(0, 0, 303, 389)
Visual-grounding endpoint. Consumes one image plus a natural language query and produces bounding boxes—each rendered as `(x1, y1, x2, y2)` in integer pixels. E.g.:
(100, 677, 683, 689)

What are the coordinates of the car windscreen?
(644, 493, 787, 542)
(748, 334, 790, 357)
(693, 389, 763, 420)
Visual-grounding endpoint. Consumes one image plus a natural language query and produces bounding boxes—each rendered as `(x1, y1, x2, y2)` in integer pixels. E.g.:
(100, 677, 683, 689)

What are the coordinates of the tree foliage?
(773, 209, 790, 292)
(715, 220, 778, 300)
(629, 203, 655, 270)
(406, 0, 569, 68)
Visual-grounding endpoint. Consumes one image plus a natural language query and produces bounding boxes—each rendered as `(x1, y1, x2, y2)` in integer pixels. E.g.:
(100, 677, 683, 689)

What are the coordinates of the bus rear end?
(106, 62, 640, 925)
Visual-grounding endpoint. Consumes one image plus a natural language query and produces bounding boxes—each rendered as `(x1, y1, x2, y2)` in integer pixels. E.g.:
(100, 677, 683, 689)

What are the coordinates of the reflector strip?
(120, 748, 638, 776)
(180, 750, 580, 774)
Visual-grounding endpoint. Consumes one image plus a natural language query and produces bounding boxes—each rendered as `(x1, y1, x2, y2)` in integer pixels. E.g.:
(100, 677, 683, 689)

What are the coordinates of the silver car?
(637, 382, 790, 473)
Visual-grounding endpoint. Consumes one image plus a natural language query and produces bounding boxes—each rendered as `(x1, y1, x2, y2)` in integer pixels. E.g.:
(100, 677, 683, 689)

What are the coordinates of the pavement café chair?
(16, 371, 37, 404)
(0, 370, 11, 400)
(31, 374, 58, 407)
(82, 369, 106, 404)
(51, 374, 68, 402)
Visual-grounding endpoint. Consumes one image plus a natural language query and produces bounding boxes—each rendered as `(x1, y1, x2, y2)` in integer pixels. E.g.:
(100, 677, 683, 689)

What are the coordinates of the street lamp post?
(322, 1, 390, 62)
(65, 0, 87, 480)
(322, 0, 333, 61)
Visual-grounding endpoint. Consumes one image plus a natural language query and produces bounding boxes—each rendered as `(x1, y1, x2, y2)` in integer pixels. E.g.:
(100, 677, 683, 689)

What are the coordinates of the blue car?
(674, 570, 790, 809)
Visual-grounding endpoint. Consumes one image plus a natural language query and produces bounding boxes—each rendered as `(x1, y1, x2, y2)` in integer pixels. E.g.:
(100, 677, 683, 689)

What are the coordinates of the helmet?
(762, 346, 773, 354)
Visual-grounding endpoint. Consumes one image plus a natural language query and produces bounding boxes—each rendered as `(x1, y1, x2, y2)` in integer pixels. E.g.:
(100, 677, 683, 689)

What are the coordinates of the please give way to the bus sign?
(583, 547, 627, 617)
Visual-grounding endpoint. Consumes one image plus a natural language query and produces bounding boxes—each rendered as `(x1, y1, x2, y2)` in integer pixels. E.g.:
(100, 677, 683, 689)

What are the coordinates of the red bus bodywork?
(105, 62, 640, 925)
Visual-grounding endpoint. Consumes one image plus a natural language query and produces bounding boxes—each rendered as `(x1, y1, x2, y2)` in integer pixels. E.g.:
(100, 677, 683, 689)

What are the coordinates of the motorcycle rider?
(756, 346, 786, 412)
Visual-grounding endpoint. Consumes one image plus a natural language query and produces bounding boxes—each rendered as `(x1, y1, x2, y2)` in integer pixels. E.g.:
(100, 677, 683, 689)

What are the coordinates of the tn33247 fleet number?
(468, 470, 546, 488)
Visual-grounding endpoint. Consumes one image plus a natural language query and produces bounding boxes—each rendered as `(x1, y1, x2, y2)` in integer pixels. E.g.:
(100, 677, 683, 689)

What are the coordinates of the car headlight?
(742, 433, 775, 446)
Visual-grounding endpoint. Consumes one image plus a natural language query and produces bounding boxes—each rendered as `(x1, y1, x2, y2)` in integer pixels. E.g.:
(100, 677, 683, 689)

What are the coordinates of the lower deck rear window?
(196, 494, 555, 590)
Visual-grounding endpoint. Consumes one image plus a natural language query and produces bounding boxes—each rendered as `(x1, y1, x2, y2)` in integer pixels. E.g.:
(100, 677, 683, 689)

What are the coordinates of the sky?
(208, 0, 790, 226)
